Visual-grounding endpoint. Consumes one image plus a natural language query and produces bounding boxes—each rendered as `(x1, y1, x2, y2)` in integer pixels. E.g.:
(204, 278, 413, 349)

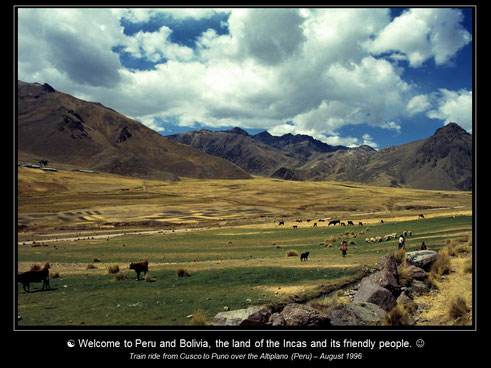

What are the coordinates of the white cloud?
(369, 8, 471, 67)
(427, 89, 472, 132)
(17, 7, 472, 148)
(407, 95, 432, 116)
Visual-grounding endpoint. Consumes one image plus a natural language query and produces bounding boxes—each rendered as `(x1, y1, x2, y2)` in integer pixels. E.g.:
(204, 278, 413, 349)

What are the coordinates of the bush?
(177, 268, 191, 277)
(87, 264, 97, 269)
(385, 300, 417, 326)
(430, 249, 452, 276)
(392, 248, 406, 265)
(286, 250, 299, 257)
(106, 265, 120, 274)
(188, 309, 208, 326)
(449, 296, 470, 321)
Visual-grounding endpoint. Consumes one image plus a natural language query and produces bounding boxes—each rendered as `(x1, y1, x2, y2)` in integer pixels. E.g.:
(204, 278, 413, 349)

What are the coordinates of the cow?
(313, 222, 317, 227)
(278, 221, 285, 226)
(358, 222, 363, 226)
(328, 219, 340, 226)
(129, 260, 148, 280)
(300, 252, 310, 262)
(18, 263, 50, 292)
(293, 225, 298, 229)
(347, 220, 354, 226)
(418, 214, 425, 219)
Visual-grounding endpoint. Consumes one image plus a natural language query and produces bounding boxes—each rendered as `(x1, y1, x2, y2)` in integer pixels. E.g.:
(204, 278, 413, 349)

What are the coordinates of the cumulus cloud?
(370, 8, 471, 67)
(427, 89, 472, 132)
(17, 7, 472, 147)
(407, 95, 432, 116)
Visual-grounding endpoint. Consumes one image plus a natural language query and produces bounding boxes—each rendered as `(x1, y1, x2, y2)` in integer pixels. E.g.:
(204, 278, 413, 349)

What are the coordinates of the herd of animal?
(18, 214, 426, 293)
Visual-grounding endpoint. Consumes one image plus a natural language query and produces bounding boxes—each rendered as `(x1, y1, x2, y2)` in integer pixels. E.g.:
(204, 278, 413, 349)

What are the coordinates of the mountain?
(168, 123, 472, 191)
(17, 81, 251, 180)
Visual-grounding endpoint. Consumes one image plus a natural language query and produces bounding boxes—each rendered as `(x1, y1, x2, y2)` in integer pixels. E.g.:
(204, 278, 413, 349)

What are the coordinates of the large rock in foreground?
(213, 306, 272, 326)
(353, 278, 396, 311)
(405, 250, 438, 271)
(270, 303, 331, 327)
(327, 302, 387, 326)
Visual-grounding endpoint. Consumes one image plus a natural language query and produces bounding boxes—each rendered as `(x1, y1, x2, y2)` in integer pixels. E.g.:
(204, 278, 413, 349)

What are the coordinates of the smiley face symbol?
(416, 339, 425, 348)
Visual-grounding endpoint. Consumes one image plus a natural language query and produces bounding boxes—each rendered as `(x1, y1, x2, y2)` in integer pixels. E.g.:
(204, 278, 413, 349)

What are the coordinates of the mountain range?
(17, 81, 472, 191)
(168, 124, 472, 191)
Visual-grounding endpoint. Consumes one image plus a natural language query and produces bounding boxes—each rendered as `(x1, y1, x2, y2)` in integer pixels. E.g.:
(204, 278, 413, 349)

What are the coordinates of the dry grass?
(385, 300, 418, 326)
(114, 272, 127, 281)
(286, 250, 299, 257)
(188, 308, 208, 326)
(448, 296, 470, 322)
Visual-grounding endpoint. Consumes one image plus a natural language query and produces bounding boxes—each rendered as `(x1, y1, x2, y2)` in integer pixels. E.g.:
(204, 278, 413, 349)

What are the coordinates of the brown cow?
(18, 263, 50, 292)
(129, 260, 148, 280)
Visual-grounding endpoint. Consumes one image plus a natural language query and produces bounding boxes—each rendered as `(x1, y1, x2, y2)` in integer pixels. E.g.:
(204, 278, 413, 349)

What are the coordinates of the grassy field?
(17, 215, 472, 326)
(16, 167, 472, 326)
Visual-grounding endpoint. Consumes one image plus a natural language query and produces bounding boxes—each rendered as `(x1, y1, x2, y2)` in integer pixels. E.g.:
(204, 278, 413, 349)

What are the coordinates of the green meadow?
(17, 215, 472, 326)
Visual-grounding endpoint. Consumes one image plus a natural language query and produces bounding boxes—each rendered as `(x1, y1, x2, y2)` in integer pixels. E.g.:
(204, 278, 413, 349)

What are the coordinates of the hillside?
(17, 81, 251, 180)
(168, 123, 472, 191)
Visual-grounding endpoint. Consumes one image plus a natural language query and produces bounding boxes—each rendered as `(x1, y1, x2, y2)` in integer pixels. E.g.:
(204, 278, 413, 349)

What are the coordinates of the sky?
(16, 7, 474, 149)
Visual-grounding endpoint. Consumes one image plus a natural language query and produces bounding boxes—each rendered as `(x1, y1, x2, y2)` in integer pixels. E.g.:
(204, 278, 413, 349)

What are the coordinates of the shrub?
(50, 271, 60, 279)
(430, 249, 452, 276)
(177, 268, 191, 277)
(106, 265, 120, 274)
(286, 250, 299, 257)
(392, 248, 406, 265)
(385, 300, 417, 326)
(188, 309, 208, 326)
(396, 261, 411, 286)
(87, 264, 97, 269)
(449, 296, 470, 321)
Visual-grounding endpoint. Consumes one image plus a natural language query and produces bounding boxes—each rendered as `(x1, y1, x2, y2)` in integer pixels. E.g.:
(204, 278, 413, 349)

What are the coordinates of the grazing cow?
(18, 263, 50, 292)
(358, 222, 363, 226)
(129, 260, 148, 280)
(293, 225, 298, 229)
(418, 214, 425, 219)
(341, 222, 346, 226)
(328, 220, 340, 226)
(278, 221, 285, 226)
(300, 251, 310, 261)
(347, 220, 354, 226)
(313, 222, 317, 227)
(380, 220, 384, 223)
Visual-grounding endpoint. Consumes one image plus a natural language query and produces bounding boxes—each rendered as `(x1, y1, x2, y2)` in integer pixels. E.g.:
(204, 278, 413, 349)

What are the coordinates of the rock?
(327, 302, 386, 326)
(406, 280, 430, 296)
(369, 254, 400, 293)
(405, 265, 428, 281)
(270, 303, 330, 327)
(405, 250, 438, 271)
(353, 278, 396, 311)
(213, 306, 272, 326)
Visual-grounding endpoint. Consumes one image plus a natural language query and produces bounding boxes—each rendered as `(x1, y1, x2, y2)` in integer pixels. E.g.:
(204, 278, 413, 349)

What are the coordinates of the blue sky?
(17, 7, 473, 149)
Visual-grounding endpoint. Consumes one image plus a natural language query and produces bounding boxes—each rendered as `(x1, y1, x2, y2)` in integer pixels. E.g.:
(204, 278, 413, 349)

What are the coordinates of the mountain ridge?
(17, 81, 251, 181)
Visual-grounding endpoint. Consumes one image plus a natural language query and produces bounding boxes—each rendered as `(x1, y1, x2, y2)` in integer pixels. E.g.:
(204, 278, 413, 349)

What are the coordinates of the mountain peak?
(226, 127, 249, 136)
(434, 122, 470, 138)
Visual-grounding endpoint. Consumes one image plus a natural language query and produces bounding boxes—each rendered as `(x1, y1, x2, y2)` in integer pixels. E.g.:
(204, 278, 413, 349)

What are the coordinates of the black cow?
(300, 252, 310, 261)
(18, 264, 50, 292)
(129, 260, 148, 280)
(347, 220, 354, 226)
(328, 220, 340, 226)
(278, 221, 285, 226)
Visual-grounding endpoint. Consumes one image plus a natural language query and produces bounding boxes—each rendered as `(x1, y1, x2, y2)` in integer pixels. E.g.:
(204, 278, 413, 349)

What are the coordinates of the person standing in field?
(340, 240, 348, 257)
(398, 234, 406, 250)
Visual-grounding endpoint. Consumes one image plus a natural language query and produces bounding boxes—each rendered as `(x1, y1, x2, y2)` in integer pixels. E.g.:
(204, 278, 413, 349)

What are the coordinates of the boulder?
(270, 303, 330, 327)
(405, 265, 428, 281)
(369, 254, 400, 293)
(405, 250, 438, 271)
(353, 278, 396, 311)
(327, 302, 387, 326)
(213, 306, 272, 326)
